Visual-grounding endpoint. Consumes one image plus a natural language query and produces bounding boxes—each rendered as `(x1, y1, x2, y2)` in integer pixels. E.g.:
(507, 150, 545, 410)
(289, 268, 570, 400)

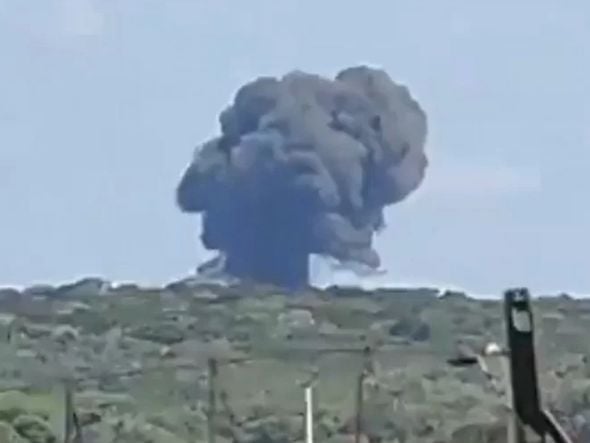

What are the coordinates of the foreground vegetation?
(0, 279, 589, 442)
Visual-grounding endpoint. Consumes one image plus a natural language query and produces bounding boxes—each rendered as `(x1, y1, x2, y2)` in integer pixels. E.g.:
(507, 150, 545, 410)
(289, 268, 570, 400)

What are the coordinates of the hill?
(0, 280, 589, 442)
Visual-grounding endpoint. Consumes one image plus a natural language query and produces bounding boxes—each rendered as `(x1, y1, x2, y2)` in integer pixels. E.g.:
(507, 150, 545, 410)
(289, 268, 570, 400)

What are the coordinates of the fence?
(0, 348, 373, 443)
(0, 342, 530, 443)
(0, 289, 582, 443)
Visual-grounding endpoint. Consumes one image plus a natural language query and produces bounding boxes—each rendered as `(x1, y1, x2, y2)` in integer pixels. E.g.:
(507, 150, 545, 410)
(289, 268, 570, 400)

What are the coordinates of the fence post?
(355, 347, 371, 443)
(63, 378, 82, 443)
(64, 380, 73, 443)
(504, 289, 546, 443)
(304, 385, 314, 443)
(354, 370, 364, 443)
(208, 358, 218, 443)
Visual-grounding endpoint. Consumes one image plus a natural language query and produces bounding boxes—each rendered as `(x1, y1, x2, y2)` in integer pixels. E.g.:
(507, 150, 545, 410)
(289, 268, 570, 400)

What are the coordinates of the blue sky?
(0, 0, 588, 295)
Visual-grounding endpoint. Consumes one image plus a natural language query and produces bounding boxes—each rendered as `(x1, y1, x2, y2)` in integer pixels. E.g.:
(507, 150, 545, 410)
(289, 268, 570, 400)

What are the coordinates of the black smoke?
(176, 66, 428, 289)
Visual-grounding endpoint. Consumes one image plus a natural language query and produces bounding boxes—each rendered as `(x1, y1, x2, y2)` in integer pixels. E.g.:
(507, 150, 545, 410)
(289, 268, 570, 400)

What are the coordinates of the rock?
(12, 414, 55, 443)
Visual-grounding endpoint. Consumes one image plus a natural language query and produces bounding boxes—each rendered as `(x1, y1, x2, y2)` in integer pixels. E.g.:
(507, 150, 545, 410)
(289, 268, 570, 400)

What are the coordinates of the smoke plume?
(177, 66, 428, 289)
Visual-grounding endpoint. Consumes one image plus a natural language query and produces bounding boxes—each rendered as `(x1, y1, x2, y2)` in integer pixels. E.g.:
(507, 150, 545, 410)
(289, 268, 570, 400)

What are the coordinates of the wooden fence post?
(64, 380, 73, 443)
(63, 378, 82, 443)
(355, 346, 372, 443)
(208, 358, 218, 443)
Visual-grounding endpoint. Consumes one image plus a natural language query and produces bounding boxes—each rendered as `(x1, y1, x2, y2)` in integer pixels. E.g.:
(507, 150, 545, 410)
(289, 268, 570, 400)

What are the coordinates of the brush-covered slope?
(0, 280, 589, 443)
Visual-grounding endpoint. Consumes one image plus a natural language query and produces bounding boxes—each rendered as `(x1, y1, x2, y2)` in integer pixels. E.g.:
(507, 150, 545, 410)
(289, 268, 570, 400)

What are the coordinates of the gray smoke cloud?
(177, 66, 428, 288)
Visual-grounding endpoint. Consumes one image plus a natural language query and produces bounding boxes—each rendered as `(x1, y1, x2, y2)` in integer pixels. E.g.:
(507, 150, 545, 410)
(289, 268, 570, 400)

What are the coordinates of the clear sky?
(1, 0, 588, 296)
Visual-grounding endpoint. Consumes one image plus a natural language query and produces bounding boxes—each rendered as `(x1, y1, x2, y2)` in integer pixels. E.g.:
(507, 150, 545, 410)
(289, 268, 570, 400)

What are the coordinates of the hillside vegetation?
(0, 279, 589, 442)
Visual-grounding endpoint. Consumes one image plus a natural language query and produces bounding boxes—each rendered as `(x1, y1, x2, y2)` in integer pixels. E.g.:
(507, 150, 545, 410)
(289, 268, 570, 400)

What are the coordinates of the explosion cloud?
(177, 66, 428, 289)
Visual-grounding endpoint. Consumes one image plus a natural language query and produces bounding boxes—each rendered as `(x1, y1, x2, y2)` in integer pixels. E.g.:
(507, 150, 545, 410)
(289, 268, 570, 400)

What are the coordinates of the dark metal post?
(448, 289, 572, 443)
(504, 288, 545, 442)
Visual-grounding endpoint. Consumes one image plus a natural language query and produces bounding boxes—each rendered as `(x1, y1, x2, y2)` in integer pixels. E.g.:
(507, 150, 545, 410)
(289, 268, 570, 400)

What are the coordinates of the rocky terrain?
(0, 278, 589, 443)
